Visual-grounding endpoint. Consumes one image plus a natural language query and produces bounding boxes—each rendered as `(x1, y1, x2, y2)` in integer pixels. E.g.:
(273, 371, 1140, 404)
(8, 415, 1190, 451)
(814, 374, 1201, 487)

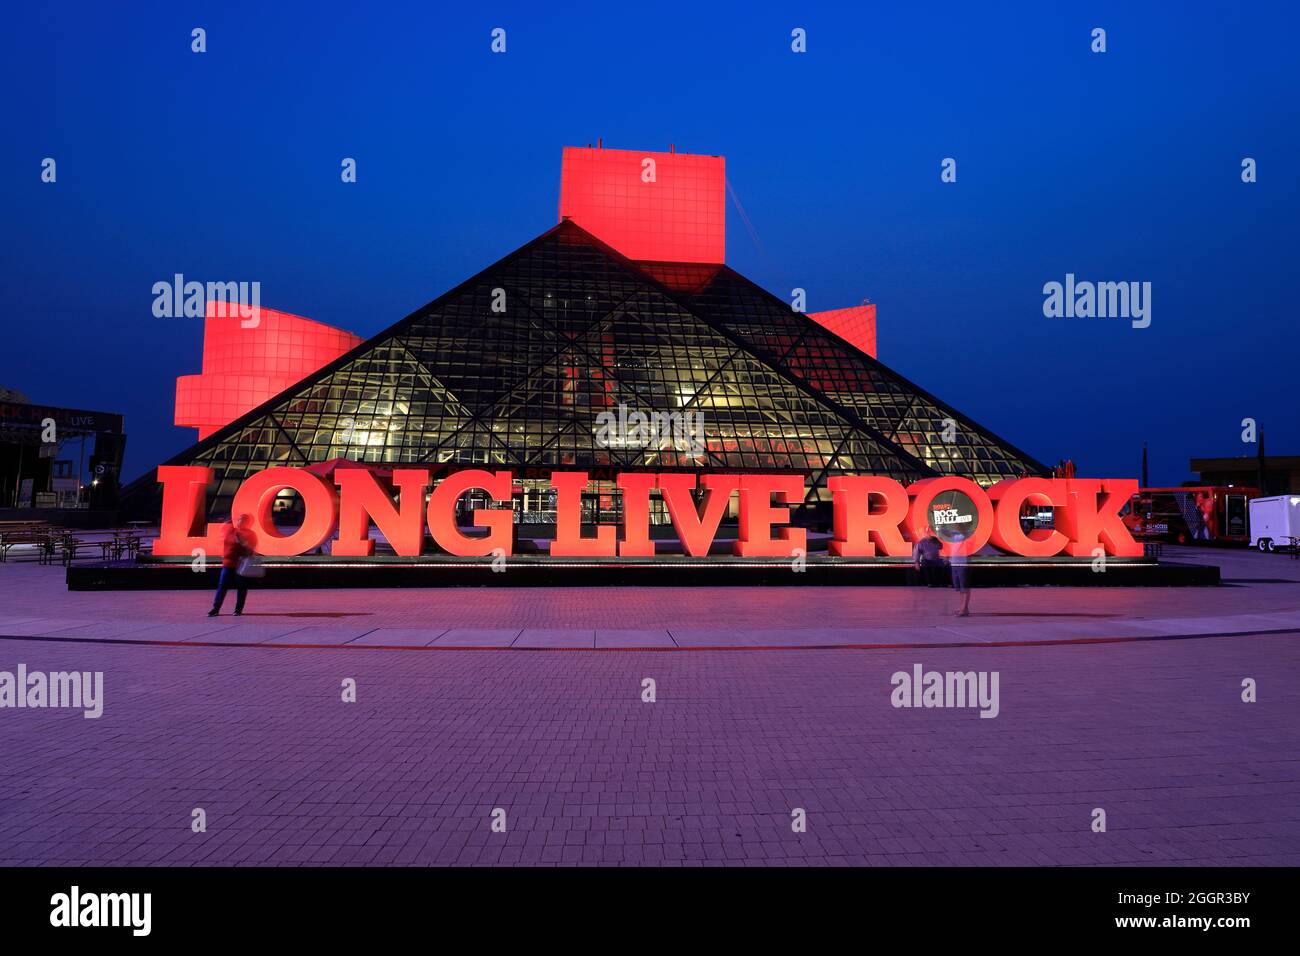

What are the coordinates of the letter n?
(334, 469, 431, 556)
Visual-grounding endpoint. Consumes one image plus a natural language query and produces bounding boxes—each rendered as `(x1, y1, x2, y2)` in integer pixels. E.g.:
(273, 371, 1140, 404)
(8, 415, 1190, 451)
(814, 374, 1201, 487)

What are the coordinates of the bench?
(57, 533, 126, 566)
(0, 527, 51, 562)
(0, 525, 139, 565)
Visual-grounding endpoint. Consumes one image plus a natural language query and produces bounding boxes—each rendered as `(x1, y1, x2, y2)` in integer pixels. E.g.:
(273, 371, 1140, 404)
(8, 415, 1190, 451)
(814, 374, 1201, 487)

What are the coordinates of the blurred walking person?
(949, 530, 972, 617)
(913, 532, 946, 587)
(208, 513, 259, 616)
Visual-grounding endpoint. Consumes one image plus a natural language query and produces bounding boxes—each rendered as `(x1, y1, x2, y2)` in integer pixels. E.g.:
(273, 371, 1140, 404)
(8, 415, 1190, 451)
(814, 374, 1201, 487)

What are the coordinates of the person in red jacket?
(208, 514, 258, 617)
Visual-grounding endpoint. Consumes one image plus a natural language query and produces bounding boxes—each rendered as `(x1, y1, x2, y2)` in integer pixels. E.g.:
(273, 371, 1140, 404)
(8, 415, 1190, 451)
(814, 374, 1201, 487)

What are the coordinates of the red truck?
(1122, 486, 1259, 545)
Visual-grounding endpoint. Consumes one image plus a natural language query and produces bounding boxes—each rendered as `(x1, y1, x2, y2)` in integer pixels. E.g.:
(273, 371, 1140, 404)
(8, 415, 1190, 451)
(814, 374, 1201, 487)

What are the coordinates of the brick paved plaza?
(1, 546, 1298, 866)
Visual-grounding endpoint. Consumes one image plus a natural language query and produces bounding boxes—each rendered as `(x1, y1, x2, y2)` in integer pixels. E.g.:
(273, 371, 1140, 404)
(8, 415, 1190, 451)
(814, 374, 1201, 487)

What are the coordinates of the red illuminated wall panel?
(559, 146, 726, 264)
(175, 304, 362, 439)
(808, 305, 877, 358)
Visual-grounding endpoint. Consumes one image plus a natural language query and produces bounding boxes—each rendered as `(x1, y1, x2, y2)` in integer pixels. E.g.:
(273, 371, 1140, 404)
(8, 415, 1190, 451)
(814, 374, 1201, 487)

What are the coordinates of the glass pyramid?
(155, 221, 1046, 521)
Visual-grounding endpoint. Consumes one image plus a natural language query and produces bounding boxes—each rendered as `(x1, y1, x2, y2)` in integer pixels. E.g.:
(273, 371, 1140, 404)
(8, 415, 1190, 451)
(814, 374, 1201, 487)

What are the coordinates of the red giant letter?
(658, 473, 739, 557)
(550, 471, 616, 557)
(616, 473, 658, 557)
(334, 468, 431, 557)
(987, 478, 1069, 557)
(827, 476, 911, 557)
(426, 470, 515, 557)
(230, 466, 338, 556)
(150, 465, 226, 556)
(1056, 478, 1143, 557)
(905, 477, 993, 557)
(734, 475, 807, 557)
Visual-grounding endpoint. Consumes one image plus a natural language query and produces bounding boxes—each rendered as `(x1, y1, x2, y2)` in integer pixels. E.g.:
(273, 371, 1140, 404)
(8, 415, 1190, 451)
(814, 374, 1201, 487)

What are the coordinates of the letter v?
(658, 474, 740, 556)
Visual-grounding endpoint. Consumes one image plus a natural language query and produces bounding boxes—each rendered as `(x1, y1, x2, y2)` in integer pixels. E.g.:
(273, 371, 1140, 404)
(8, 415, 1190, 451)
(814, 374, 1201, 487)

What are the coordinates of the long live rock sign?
(150, 465, 1142, 560)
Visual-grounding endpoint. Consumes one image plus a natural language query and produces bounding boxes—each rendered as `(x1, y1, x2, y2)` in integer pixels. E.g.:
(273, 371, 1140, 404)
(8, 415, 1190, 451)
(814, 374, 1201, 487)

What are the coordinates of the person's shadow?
(233, 612, 371, 618)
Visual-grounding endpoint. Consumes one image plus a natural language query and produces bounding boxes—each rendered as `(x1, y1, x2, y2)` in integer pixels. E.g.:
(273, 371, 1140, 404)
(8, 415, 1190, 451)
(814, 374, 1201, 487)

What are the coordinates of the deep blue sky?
(3, 1, 1296, 484)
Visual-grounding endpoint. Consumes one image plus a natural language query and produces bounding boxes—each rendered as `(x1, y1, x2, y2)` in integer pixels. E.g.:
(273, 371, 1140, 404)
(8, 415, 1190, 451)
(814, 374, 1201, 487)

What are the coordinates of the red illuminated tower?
(558, 143, 876, 357)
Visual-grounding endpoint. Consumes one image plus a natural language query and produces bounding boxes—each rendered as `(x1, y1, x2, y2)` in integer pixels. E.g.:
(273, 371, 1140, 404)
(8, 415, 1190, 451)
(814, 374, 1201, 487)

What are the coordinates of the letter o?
(230, 466, 338, 556)
(905, 477, 993, 557)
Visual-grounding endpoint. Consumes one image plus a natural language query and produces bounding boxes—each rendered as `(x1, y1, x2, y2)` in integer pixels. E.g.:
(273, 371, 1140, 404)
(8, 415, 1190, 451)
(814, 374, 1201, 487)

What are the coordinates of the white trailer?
(1248, 495, 1300, 552)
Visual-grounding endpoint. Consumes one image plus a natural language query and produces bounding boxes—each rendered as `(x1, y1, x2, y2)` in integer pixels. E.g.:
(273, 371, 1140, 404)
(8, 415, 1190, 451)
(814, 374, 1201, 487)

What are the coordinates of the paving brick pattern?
(1, 630, 1297, 866)
(0, 548, 1297, 866)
